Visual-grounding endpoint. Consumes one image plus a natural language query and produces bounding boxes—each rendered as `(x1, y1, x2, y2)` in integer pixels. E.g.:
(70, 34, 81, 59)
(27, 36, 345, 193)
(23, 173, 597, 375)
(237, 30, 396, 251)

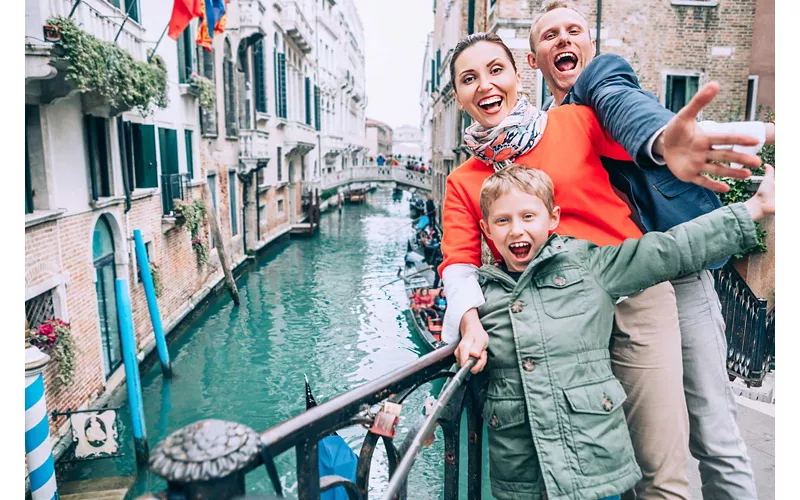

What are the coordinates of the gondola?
(403, 240, 447, 351)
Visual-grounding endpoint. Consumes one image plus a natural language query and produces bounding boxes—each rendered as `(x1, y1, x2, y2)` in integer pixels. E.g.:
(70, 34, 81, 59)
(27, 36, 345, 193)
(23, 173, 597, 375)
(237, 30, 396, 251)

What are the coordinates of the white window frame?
(671, 0, 718, 6)
(746, 75, 759, 121)
(660, 70, 704, 118)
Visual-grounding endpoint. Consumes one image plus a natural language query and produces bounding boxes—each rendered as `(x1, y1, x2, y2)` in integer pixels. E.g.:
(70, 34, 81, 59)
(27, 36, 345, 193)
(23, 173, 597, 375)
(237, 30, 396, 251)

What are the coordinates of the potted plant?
(28, 319, 76, 386)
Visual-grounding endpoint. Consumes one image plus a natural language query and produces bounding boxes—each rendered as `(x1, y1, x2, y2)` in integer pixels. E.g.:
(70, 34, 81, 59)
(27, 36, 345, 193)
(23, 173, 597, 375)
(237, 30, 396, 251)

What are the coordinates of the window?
(746, 75, 759, 121)
(159, 127, 180, 214)
(305, 77, 312, 126)
(25, 289, 55, 330)
(430, 59, 436, 94)
(26, 105, 48, 214)
(197, 46, 218, 136)
(25, 135, 34, 214)
(184, 130, 195, 178)
(223, 39, 238, 137)
(277, 146, 282, 182)
(253, 39, 267, 114)
(277, 199, 284, 213)
(274, 50, 287, 118)
(84, 115, 112, 200)
(314, 85, 321, 131)
(435, 50, 441, 88)
(93, 215, 122, 378)
(177, 27, 194, 83)
(120, 122, 158, 189)
(536, 70, 553, 109)
(207, 174, 217, 248)
(229, 170, 238, 236)
(109, 0, 141, 23)
(664, 74, 700, 114)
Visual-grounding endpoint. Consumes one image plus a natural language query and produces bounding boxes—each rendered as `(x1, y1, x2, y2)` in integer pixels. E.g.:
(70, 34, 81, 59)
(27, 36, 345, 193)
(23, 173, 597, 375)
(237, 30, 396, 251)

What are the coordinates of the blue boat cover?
(319, 435, 359, 500)
(415, 215, 430, 230)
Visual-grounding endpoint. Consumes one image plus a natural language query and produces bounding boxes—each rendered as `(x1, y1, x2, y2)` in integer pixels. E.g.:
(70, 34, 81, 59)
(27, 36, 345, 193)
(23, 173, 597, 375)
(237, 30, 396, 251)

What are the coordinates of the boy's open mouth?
(478, 96, 503, 113)
(509, 241, 532, 259)
(554, 52, 578, 73)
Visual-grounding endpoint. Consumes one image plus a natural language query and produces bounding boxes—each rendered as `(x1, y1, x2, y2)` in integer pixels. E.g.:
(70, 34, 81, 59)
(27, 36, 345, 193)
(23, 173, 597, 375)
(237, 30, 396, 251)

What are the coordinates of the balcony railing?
(161, 173, 190, 216)
(141, 344, 487, 499)
(713, 262, 776, 386)
(239, 129, 271, 161)
(282, 1, 313, 53)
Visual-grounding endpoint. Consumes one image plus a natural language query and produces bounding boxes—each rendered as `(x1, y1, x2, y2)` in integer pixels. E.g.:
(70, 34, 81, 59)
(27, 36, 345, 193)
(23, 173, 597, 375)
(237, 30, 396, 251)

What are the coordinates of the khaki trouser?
(610, 281, 690, 500)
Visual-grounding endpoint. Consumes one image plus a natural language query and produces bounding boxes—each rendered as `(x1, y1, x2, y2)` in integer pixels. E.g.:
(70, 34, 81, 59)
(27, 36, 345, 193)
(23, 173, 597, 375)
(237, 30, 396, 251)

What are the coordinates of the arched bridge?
(313, 165, 432, 193)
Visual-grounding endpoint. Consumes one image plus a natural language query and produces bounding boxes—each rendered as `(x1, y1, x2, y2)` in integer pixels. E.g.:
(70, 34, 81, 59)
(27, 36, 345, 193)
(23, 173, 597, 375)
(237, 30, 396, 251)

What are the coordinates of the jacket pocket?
(652, 175, 694, 199)
(534, 267, 588, 318)
(482, 398, 541, 486)
(563, 377, 634, 477)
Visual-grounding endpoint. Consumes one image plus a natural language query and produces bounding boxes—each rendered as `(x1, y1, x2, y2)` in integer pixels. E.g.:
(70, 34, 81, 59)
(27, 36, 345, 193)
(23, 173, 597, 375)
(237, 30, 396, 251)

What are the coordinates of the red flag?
(168, 0, 203, 40)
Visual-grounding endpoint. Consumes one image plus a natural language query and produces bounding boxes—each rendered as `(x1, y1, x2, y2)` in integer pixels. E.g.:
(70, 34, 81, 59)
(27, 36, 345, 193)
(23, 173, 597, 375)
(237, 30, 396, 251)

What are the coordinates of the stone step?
(59, 476, 135, 500)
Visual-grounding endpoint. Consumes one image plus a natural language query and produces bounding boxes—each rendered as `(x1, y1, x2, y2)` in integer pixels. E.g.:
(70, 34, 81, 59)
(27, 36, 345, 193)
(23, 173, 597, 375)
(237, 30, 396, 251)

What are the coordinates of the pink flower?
(39, 323, 54, 336)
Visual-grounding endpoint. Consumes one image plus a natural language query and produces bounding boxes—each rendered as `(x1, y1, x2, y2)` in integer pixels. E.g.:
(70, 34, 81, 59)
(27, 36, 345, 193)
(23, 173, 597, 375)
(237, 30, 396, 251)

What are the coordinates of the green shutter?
(254, 40, 267, 113)
(134, 124, 158, 189)
(159, 127, 180, 175)
(229, 170, 238, 235)
(305, 77, 312, 125)
(277, 53, 287, 118)
(431, 59, 436, 93)
(314, 85, 321, 131)
(184, 130, 194, 178)
(127, 0, 140, 24)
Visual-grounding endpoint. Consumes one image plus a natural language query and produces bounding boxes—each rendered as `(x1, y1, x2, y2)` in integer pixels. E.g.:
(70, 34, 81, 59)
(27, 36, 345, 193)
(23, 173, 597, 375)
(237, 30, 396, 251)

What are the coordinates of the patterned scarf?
(463, 94, 548, 171)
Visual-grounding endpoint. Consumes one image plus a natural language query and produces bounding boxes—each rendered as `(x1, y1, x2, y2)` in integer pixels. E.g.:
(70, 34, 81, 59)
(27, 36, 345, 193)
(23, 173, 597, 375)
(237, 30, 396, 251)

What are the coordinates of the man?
(526, 1, 773, 499)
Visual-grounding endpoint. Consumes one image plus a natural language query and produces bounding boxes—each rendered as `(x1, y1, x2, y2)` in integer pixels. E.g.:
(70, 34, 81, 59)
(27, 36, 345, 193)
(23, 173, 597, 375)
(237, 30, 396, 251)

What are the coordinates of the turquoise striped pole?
(25, 343, 58, 500)
(115, 278, 150, 465)
(132, 230, 172, 377)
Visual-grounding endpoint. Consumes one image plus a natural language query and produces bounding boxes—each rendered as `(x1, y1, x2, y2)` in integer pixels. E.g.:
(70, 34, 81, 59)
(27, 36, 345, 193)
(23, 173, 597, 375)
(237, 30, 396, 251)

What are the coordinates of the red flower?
(39, 323, 55, 336)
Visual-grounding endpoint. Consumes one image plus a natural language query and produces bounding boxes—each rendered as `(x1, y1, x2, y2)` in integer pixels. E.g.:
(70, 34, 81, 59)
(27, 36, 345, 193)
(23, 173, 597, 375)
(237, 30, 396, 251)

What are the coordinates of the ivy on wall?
(47, 16, 168, 116)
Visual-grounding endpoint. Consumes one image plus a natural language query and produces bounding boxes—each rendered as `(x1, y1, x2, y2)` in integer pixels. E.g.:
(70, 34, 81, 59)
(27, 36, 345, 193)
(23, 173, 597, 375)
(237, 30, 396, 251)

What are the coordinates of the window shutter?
(277, 53, 287, 118)
(431, 59, 436, 93)
(84, 115, 99, 200)
(138, 124, 158, 188)
(224, 58, 238, 136)
(254, 40, 267, 113)
(184, 130, 194, 178)
(305, 77, 312, 126)
(314, 85, 321, 131)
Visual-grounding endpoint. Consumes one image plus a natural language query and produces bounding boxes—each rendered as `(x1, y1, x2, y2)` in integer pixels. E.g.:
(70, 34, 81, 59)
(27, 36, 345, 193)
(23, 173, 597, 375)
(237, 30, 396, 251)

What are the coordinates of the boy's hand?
(455, 309, 489, 374)
(660, 82, 762, 193)
(744, 165, 775, 221)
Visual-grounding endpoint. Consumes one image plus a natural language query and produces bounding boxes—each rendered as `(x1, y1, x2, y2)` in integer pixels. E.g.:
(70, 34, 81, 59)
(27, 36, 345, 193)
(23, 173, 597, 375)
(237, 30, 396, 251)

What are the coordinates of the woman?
(438, 32, 765, 500)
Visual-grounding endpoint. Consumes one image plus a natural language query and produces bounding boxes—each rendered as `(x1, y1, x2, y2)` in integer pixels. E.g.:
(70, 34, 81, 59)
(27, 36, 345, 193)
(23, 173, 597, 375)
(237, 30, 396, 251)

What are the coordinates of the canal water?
(61, 186, 494, 499)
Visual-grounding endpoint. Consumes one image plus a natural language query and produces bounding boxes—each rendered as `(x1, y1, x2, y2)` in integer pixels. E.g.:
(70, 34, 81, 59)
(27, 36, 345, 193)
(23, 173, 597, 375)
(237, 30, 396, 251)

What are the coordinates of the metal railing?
(140, 344, 487, 500)
(161, 173, 190, 216)
(712, 263, 775, 387)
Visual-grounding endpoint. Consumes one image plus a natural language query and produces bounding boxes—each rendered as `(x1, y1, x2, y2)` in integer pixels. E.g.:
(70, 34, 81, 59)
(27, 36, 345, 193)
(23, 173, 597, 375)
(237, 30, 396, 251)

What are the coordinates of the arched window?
(223, 38, 238, 137)
(93, 215, 122, 378)
(197, 45, 218, 136)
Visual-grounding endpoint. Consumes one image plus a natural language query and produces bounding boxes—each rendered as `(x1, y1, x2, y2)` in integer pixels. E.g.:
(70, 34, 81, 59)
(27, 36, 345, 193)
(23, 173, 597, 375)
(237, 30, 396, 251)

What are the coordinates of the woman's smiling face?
(453, 41, 522, 129)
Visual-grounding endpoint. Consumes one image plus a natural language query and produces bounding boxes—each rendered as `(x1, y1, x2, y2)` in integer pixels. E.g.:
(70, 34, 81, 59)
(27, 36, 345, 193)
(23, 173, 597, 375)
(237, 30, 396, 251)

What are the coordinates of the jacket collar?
(478, 233, 571, 294)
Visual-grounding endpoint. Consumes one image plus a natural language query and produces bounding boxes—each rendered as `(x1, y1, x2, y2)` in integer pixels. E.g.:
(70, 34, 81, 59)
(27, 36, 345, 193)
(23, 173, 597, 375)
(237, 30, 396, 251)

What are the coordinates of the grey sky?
(352, 0, 433, 130)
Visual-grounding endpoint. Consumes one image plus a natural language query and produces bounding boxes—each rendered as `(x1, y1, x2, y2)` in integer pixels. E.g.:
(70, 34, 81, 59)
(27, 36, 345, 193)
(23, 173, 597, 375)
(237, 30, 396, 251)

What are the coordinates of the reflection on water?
(61, 187, 492, 499)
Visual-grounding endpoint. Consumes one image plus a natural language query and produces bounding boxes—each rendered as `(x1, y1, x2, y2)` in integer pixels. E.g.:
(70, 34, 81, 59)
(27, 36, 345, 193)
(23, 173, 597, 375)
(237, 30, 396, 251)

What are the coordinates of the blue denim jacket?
(548, 54, 724, 234)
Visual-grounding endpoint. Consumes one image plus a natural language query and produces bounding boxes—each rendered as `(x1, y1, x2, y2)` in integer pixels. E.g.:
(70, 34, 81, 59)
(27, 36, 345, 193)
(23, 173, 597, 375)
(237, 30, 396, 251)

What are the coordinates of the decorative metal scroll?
(52, 407, 123, 462)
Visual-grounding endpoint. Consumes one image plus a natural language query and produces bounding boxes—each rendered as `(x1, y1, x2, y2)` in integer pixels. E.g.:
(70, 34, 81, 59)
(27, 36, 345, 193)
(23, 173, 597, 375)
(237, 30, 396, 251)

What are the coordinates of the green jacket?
(476, 204, 758, 500)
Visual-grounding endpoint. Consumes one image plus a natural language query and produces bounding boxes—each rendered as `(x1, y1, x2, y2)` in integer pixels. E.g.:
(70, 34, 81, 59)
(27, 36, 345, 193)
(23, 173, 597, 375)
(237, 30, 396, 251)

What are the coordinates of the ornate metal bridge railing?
(712, 262, 775, 387)
(139, 344, 485, 500)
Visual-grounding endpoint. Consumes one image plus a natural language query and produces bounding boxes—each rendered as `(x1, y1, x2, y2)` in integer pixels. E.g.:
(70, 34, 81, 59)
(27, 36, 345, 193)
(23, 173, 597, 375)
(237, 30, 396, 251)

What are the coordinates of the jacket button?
(489, 415, 499, 428)
(602, 397, 614, 412)
(553, 276, 567, 286)
(510, 301, 524, 313)
(522, 358, 536, 372)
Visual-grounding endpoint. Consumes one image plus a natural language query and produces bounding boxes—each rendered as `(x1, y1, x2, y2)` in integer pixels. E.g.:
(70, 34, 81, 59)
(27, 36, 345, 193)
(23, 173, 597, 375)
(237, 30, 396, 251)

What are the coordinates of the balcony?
(161, 173, 190, 216)
(238, 0, 267, 37)
(322, 135, 344, 159)
(284, 122, 317, 156)
(281, 1, 313, 53)
(239, 129, 271, 174)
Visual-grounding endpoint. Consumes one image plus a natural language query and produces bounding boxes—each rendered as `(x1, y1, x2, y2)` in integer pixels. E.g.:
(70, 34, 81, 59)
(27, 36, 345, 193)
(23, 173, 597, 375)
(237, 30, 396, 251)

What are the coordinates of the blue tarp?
(319, 435, 359, 500)
(416, 215, 430, 230)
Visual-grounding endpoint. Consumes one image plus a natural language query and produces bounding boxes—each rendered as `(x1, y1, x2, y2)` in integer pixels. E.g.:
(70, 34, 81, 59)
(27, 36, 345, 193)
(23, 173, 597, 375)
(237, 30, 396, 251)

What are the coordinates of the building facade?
(24, 0, 366, 465)
(419, 32, 435, 168)
(365, 118, 393, 161)
(392, 125, 424, 160)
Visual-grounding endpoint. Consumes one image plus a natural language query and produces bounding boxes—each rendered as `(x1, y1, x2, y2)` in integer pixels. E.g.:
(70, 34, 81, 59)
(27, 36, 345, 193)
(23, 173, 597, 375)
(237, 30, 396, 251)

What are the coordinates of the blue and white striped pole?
(25, 342, 58, 500)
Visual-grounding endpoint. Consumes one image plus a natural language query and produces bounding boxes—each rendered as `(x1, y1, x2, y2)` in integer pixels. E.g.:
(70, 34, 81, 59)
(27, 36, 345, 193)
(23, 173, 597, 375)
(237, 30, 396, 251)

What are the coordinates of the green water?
(62, 187, 493, 499)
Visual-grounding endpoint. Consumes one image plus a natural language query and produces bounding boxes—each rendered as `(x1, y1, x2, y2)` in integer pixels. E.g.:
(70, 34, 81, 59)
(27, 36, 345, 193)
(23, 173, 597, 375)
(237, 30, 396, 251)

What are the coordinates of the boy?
(474, 165, 774, 500)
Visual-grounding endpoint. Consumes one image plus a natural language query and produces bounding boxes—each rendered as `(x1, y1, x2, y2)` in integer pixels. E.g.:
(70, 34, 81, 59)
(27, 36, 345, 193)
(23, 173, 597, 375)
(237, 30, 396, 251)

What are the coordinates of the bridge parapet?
(311, 165, 432, 192)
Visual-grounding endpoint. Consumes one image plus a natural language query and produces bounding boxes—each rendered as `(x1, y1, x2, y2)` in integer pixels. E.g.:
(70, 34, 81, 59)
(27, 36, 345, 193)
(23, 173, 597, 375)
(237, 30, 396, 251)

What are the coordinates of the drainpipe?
(596, 0, 602, 56)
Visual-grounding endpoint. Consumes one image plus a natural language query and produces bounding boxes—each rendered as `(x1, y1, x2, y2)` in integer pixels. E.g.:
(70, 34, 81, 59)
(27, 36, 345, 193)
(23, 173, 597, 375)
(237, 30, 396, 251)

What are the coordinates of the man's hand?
(744, 165, 775, 221)
(454, 308, 489, 374)
(660, 82, 763, 193)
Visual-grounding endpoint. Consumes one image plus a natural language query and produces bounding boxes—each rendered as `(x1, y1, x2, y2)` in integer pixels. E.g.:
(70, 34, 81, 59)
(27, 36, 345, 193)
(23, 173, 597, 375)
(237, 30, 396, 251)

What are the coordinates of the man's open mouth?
(509, 241, 532, 259)
(478, 96, 503, 112)
(554, 52, 578, 72)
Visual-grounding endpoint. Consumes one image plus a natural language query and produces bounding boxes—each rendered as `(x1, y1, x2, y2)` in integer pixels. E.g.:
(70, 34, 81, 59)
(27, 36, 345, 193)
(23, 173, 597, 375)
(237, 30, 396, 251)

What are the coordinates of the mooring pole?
(115, 278, 150, 465)
(133, 230, 172, 377)
(25, 340, 58, 500)
(202, 183, 241, 305)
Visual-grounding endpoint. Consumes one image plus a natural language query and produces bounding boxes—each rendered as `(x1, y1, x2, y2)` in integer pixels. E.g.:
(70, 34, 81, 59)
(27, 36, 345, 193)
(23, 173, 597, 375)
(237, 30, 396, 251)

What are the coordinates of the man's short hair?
(480, 165, 556, 219)
(529, 0, 591, 52)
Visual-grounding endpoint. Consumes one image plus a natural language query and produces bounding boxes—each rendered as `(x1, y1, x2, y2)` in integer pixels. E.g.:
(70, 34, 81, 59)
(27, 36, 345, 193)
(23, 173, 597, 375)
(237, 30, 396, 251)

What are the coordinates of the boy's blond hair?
(480, 165, 556, 219)
(529, 0, 591, 52)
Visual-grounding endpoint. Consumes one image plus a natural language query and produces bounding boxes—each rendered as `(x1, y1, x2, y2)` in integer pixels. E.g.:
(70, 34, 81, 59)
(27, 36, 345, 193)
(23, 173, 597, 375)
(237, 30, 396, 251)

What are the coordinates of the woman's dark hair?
(449, 32, 517, 89)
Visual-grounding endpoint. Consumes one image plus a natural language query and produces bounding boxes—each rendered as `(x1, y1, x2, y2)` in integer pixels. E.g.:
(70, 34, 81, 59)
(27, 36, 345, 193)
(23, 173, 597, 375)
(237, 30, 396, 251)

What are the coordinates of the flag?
(168, 0, 203, 40)
(204, 0, 226, 38)
(196, 0, 228, 51)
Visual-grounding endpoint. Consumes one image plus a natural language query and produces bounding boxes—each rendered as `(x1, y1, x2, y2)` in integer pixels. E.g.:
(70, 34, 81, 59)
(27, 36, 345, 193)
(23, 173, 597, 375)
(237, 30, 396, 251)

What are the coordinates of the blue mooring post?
(133, 230, 172, 377)
(115, 278, 150, 465)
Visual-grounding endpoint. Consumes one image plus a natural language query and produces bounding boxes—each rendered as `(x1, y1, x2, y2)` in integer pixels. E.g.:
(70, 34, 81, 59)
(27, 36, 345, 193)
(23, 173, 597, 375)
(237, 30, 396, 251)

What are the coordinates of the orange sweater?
(440, 104, 644, 274)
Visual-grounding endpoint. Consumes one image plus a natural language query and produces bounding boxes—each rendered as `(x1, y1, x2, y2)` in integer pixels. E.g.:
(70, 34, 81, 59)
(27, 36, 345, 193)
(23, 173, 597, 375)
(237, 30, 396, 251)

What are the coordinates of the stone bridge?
(310, 165, 432, 193)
